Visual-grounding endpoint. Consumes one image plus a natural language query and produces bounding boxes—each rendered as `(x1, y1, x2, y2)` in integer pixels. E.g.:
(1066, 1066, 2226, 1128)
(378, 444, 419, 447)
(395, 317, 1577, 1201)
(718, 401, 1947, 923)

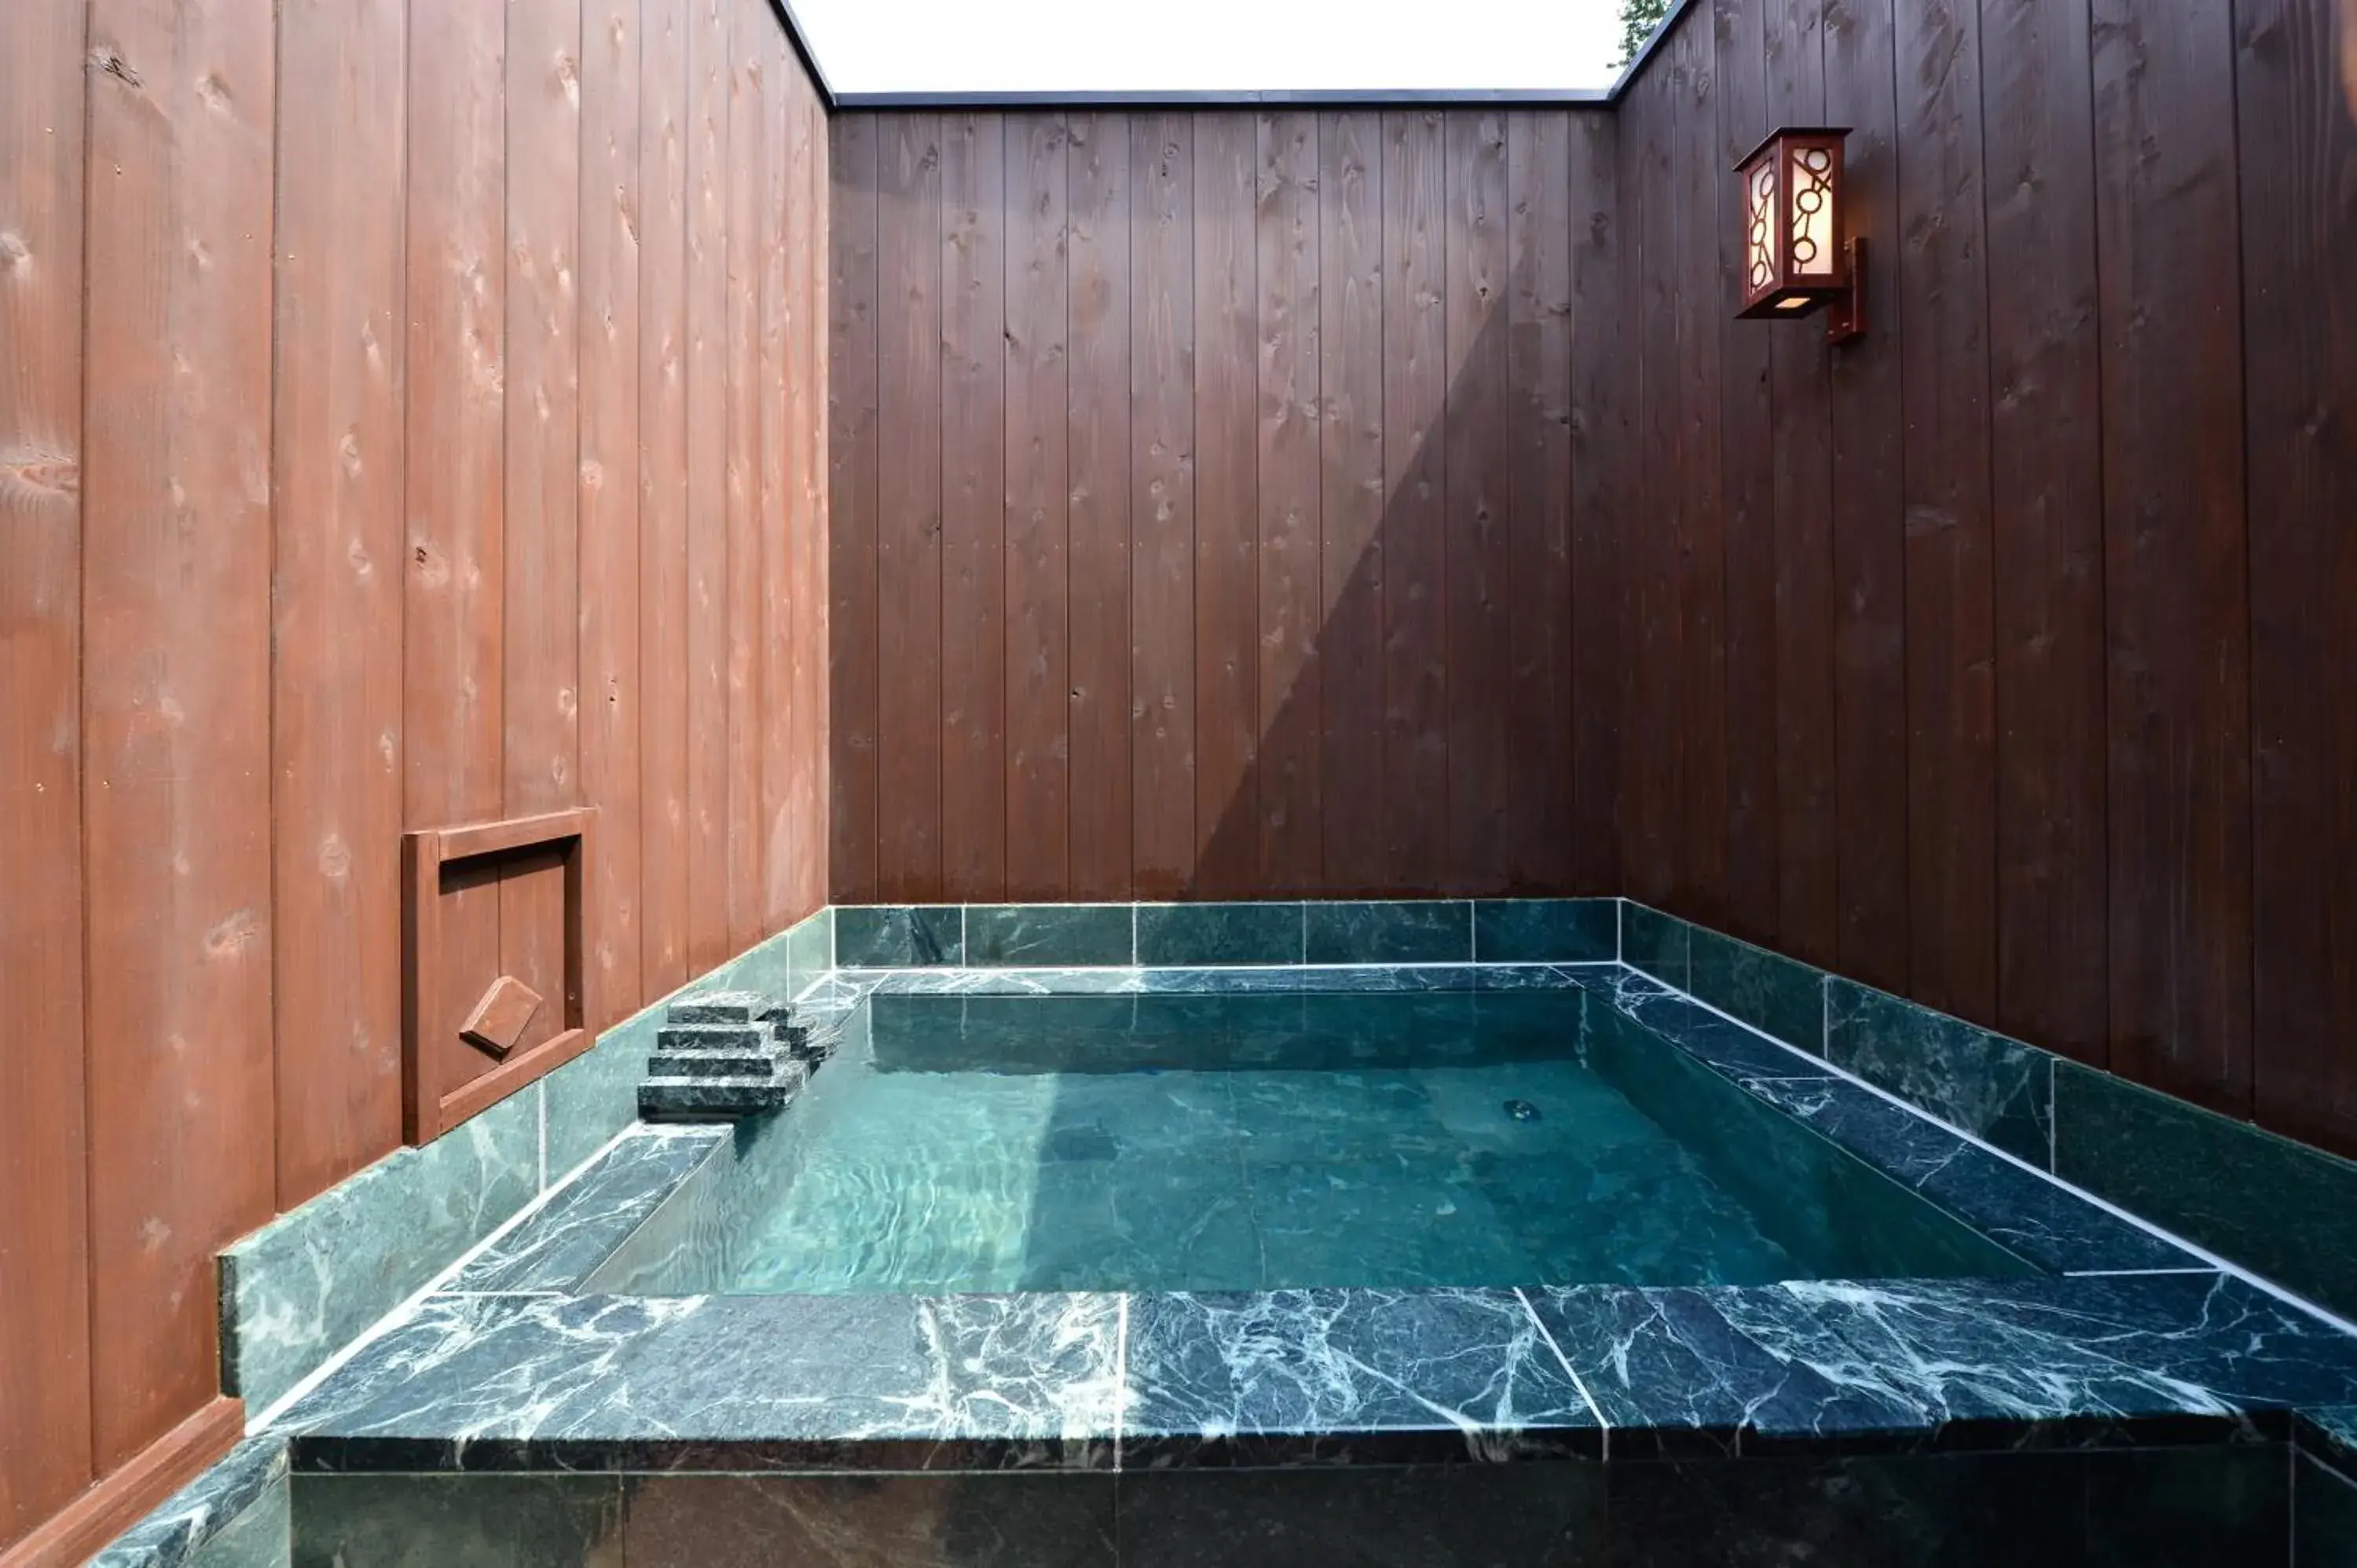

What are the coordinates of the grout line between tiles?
(1113, 1291, 1130, 1474)
(1516, 1286, 1607, 1464)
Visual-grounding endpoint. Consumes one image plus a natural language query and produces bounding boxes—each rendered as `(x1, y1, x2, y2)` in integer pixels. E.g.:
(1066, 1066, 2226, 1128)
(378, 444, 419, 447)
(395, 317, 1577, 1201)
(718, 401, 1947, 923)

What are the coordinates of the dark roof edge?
(792, 0, 1699, 115)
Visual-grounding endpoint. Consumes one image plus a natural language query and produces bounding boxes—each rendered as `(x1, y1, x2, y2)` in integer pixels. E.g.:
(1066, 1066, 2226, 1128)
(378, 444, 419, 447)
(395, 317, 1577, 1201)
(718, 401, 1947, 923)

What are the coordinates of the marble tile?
(1586, 976, 1827, 1083)
(281, 1290, 1125, 1472)
(1121, 1286, 1601, 1467)
(1134, 903, 1303, 966)
(2299, 1448, 2357, 1568)
(1113, 1464, 1606, 1568)
(1304, 900, 1473, 965)
(1472, 899, 1618, 964)
(621, 1472, 1118, 1568)
(786, 905, 834, 995)
(542, 1016, 655, 1180)
(1526, 1285, 1926, 1458)
(92, 1436, 289, 1568)
(1618, 903, 1690, 989)
(2300, 1405, 2357, 1482)
(2055, 1061, 2357, 1321)
(965, 904, 1135, 967)
(1825, 978, 2054, 1166)
(289, 1474, 625, 1568)
(445, 1128, 726, 1294)
(1687, 926, 1823, 1048)
(1736, 1078, 2200, 1275)
(835, 905, 965, 967)
(220, 1086, 540, 1412)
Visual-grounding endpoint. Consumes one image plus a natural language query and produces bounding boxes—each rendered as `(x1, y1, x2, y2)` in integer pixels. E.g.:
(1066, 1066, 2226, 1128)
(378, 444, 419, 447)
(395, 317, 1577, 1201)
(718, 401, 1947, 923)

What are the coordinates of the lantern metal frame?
(1734, 126, 1864, 345)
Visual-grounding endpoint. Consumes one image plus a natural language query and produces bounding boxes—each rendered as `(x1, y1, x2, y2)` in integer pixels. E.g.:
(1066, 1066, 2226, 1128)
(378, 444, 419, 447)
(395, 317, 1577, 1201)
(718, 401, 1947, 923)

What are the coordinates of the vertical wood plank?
(757, 20, 792, 933)
(1065, 113, 1135, 899)
(1619, 73, 1681, 907)
(721, 2, 763, 949)
(1505, 110, 1575, 895)
(503, 0, 585, 1036)
(684, 0, 731, 962)
(1824, 0, 1912, 992)
(82, 0, 277, 1464)
(874, 113, 944, 901)
(1317, 110, 1387, 896)
(1982, 0, 2108, 1064)
(1381, 110, 1448, 892)
(639, 0, 691, 992)
(2092, 0, 2253, 1112)
(1896, 0, 1997, 1025)
(1004, 113, 1072, 900)
(0, 0, 95, 1533)
(271, 0, 408, 1204)
(1764, 0, 1839, 966)
(581, 0, 643, 1020)
(940, 112, 1008, 901)
(1131, 115, 1197, 897)
(1191, 112, 1258, 895)
(1255, 111, 1323, 893)
(1444, 110, 1512, 895)
(794, 79, 830, 920)
(1567, 111, 1623, 896)
(1671, 24, 1728, 925)
(827, 114, 882, 904)
(2242, 0, 2357, 1154)
(1714, 0, 1780, 943)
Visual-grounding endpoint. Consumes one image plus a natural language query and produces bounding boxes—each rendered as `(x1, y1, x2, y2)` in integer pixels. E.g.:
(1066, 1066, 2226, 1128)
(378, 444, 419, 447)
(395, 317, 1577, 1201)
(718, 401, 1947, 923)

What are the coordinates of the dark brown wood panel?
(827, 113, 882, 906)
(1316, 110, 1388, 897)
(1714, 0, 1779, 946)
(1004, 114, 1072, 900)
(875, 113, 945, 901)
(1443, 110, 1513, 895)
(1131, 115, 1197, 898)
(1823, 0, 1912, 995)
(2244, 0, 2357, 1152)
(1894, 0, 1996, 1026)
(790, 68, 832, 922)
(1505, 110, 1576, 898)
(758, 24, 793, 934)
(639, 0, 692, 994)
(0, 0, 96, 1537)
(271, 0, 409, 1203)
(1762, 0, 1838, 967)
(581, 0, 643, 1027)
(1255, 112, 1322, 893)
(1982, 0, 2107, 1064)
(2092, 0, 2253, 1113)
(1065, 112, 1136, 899)
(940, 113, 1009, 900)
(1567, 110, 1623, 897)
(80, 0, 278, 1467)
(1380, 110, 1450, 892)
(1191, 112, 1258, 896)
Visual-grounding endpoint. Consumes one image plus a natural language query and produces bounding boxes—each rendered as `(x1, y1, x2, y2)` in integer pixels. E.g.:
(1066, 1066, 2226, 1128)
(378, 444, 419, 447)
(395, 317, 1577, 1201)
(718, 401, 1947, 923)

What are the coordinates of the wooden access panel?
(401, 809, 597, 1144)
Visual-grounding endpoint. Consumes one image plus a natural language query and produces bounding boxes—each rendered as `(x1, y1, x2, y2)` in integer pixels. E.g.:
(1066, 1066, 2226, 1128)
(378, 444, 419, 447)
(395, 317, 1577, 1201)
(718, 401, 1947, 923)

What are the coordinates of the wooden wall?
(0, 0, 827, 1554)
(1611, 0, 2357, 1158)
(827, 109, 1626, 902)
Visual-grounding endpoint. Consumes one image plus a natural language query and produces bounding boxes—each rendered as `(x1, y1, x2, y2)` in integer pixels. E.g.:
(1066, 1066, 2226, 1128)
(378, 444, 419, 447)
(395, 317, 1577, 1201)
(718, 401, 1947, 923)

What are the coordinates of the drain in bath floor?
(1505, 1099, 1541, 1123)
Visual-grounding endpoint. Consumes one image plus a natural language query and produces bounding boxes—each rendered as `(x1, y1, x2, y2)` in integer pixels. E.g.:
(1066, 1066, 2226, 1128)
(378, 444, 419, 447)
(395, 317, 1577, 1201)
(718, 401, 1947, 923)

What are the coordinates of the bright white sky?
(792, 0, 1629, 97)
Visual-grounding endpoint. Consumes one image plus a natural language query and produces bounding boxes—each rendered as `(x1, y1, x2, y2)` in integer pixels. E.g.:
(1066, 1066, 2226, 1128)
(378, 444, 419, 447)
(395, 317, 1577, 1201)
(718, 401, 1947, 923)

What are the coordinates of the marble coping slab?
(252, 960, 2357, 1478)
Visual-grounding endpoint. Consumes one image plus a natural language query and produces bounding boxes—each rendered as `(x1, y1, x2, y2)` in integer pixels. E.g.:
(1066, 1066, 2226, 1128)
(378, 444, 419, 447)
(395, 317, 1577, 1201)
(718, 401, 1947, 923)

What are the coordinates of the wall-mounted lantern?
(1735, 126, 1864, 344)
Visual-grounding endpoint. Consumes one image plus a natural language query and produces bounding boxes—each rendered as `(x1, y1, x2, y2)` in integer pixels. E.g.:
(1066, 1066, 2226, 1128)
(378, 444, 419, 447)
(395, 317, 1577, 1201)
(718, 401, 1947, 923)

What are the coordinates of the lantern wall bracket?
(1827, 236, 1866, 346)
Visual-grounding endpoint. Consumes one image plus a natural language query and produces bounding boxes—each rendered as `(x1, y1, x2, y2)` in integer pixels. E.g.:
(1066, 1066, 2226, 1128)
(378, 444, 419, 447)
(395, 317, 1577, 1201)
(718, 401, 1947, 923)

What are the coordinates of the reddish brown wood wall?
(1611, 0, 2357, 1158)
(827, 108, 1628, 899)
(0, 0, 827, 1552)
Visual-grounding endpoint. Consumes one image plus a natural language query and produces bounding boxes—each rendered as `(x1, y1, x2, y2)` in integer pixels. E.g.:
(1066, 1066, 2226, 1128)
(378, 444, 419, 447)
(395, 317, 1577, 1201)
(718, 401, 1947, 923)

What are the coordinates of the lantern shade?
(1734, 126, 1855, 322)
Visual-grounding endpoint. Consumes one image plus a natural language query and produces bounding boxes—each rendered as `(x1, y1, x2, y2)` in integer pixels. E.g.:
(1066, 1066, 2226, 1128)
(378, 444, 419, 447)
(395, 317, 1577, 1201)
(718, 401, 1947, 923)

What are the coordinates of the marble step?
(655, 1024, 768, 1053)
(646, 1045, 788, 1078)
(667, 990, 772, 1027)
(638, 1069, 802, 1123)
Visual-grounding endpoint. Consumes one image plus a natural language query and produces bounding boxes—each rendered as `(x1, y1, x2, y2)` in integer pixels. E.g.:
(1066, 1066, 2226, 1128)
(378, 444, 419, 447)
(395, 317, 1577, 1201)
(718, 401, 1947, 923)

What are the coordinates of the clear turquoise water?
(630, 990, 2029, 1296)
